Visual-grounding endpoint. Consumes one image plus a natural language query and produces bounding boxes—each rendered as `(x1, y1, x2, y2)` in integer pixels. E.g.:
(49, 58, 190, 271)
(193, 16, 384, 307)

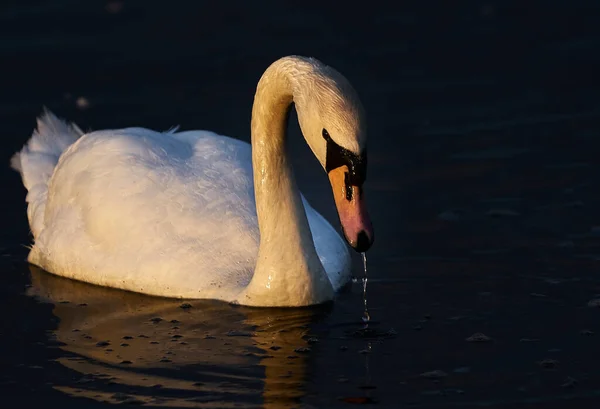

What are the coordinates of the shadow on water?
(26, 265, 336, 408)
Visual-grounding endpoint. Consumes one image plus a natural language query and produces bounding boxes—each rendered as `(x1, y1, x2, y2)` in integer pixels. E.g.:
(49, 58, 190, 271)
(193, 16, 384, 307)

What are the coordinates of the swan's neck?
(237, 58, 333, 306)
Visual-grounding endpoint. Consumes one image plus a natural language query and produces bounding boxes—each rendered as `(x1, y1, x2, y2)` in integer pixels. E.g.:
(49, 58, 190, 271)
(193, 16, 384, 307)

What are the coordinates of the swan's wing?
(35, 128, 259, 300)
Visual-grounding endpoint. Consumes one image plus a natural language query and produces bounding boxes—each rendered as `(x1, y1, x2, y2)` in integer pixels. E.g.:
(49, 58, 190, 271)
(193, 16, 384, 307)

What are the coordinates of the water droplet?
(361, 252, 370, 326)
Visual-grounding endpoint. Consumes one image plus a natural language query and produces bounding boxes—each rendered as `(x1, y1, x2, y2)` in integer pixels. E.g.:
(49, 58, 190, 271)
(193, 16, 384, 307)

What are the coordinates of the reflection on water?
(26, 265, 330, 408)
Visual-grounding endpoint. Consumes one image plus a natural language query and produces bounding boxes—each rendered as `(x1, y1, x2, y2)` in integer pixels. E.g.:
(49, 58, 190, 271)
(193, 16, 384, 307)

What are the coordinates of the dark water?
(2, 1, 600, 408)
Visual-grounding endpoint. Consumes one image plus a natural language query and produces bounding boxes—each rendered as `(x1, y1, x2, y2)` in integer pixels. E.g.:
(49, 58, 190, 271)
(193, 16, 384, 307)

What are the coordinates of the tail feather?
(11, 109, 83, 238)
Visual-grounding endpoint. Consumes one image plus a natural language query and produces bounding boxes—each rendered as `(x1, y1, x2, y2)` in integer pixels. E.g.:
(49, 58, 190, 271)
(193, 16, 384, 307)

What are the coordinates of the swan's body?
(12, 56, 373, 307)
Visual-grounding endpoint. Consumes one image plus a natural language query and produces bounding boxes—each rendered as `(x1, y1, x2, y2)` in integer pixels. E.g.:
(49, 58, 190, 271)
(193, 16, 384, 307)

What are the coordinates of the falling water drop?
(361, 252, 370, 325)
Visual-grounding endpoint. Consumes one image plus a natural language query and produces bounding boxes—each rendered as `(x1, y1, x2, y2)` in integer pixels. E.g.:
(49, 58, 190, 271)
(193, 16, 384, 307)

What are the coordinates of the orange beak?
(328, 165, 374, 252)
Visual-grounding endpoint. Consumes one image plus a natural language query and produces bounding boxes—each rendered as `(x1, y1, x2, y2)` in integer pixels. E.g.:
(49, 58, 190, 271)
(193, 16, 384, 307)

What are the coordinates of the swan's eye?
(344, 172, 353, 201)
(322, 129, 330, 139)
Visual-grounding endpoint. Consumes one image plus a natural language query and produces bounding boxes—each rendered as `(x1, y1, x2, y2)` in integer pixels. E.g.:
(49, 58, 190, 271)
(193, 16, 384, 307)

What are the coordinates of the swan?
(11, 55, 374, 307)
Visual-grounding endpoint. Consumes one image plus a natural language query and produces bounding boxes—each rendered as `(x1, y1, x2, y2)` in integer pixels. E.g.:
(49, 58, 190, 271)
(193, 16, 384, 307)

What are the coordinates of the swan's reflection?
(27, 265, 329, 408)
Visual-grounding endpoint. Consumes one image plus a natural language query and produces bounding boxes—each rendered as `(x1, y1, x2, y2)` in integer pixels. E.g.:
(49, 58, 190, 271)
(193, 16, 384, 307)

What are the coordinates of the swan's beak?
(328, 165, 374, 252)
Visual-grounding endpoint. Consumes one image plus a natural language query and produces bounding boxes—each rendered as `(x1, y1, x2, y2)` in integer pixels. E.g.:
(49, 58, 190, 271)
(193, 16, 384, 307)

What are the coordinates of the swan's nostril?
(353, 230, 373, 252)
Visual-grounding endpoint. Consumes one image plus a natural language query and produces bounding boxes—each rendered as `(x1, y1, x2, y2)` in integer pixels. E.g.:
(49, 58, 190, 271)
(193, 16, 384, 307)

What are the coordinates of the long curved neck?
(237, 57, 333, 306)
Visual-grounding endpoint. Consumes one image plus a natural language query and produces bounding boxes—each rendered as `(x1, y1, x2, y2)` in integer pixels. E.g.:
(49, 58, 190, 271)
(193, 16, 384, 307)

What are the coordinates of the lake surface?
(2, 1, 600, 408)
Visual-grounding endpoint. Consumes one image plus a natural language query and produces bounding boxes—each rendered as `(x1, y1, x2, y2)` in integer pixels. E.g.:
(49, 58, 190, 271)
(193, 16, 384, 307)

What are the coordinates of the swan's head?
(293, 59, 374, 252)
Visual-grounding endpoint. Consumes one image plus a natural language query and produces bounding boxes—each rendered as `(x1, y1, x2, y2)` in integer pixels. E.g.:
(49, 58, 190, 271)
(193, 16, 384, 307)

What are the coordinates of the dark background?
(1, 1, 600, 408)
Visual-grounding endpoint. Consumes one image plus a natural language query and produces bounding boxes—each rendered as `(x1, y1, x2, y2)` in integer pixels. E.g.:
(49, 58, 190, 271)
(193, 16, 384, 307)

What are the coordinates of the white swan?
(11, 56, 374, 307)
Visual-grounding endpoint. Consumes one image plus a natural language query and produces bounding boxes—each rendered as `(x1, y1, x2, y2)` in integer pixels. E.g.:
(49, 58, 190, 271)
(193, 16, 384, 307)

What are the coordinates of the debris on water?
(75, 97, 90, 110)
(466, 332, 492, 342)
(538, 359, 559, 369)
(587, 299, 600, 307)
(111, 393, 133, 402)
(150, 317, 163, 323)
(580, 329, 594, 335)
(179, 303, 193, 309)
(96, 341, 110, 347)
(226, 330, 253, 337)
(420, 370, 448, 379)
(562, 377, 578, 388)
